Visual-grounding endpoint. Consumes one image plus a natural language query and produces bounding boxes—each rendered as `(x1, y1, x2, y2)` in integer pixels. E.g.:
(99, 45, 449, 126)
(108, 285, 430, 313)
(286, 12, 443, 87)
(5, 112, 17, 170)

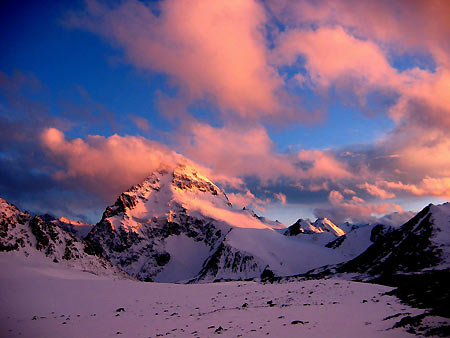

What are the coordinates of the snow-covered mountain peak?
(284, 217, 345, 237)
(284, 218, 313, 235)
(51, 217, 93, 239)
(312, 217, 346, 237)
(333, 201, 450, 278)
(99, 164, 236, 235)
(88, 165, 328, 282)
(0, 197, 23, 219)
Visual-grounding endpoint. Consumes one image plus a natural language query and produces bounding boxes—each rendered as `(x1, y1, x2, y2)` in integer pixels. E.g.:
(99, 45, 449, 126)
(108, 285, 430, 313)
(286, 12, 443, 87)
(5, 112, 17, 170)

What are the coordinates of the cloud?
(269, 0, 450, 66)
(130, 115, 151, 132)
(275, 26, 395, 91)
(180, 122, 292, 181)
(315, 190, 404, 224)
(358, 182, 395, 200)
(227, 190, 270, 213)
(272, 12, 450, 133)
(272, 22, 450, 206)
(67, 0, 290, 120)
(274, 25, 450, 123)
(379, 177, 450, 199)
(40, 127, 184, 198)
(297, 149, 351, 180)
(275, 192, 287, 205)
(5, 2, 450, 224)
(179, 122, 353, 189)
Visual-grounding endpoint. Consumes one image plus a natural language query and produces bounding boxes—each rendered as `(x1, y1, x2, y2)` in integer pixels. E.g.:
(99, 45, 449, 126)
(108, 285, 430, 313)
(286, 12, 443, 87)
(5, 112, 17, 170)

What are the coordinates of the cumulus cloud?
(275, 26, 395, 92)
(315, 190, 404, 224)
(227, 190, 270, 213)
(66, 0, 291, 120)
(271, 18, 450, 208)
(358, 182, 395, 200)
(179, 122, 352, 190)
(275, 192, 287, 205)
(269, 0, 450, 66)
(40, 127, 184, 198)
(180, 122, 293, 181)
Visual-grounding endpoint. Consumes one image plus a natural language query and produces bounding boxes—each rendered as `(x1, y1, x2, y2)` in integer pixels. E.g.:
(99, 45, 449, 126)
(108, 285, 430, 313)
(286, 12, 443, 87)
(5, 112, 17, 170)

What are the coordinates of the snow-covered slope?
(310, 202, 450, 280)
(4, 253, 443, 338)
(325, 224, 389, 259)
(86, 165, 350, 282)
(0, 197, 126, 278)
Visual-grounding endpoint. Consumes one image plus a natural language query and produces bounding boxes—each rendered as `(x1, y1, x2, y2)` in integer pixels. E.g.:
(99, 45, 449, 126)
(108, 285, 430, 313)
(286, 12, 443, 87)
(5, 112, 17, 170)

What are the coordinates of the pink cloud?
(68, 0, 286, 119)
(343, 188, 356, 195)
(180, 122, 295, 182)
(40, 128, 184, 199)
(380, 178, 450, 199)
(180, 122, 352, 188)
(297, 149, 351, 180)
(273, 17, 450, 132)
(358, 182, 395, 199)
(275, 26, 395, 92)
(270, 0, 450, 66)
(372, 126, 450, 194)
(388, 68, 450, 129)
(275, 192, 287, 205)
(227, 190, 270, 213)
(186, 198, 276, 230)
(61, 1, 450, 216)
(273, 24, 450, 200)
(318, 190, 404, 223)
(130, 116, 151, 132)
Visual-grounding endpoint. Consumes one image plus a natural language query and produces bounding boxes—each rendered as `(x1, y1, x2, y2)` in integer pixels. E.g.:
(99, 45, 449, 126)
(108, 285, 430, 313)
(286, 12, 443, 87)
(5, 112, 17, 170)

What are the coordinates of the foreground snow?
(0, 255, 436, 338)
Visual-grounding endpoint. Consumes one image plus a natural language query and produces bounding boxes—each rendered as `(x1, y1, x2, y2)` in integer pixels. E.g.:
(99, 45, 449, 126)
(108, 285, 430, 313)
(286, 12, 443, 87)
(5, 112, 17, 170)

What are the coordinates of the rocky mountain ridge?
(0, 197, 127, 278)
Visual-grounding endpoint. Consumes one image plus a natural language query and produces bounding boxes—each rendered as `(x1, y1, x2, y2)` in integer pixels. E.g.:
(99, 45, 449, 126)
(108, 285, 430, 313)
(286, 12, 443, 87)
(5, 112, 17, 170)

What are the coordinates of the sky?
(1, 0, 449, 225)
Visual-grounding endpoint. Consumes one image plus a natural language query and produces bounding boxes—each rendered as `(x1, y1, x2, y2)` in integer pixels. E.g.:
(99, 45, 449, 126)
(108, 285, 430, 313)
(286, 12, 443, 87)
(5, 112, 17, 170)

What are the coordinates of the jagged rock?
(86, 164, 289, 283)
(0, 197, 127, 278)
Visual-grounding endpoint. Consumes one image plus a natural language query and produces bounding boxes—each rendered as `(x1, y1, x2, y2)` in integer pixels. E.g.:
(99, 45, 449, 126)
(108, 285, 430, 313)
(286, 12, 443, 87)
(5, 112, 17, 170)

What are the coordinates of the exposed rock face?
(302, 203, 450, 282)
(338, 203, 450, 278)
(284, 217, 345, 237)
(49, 216, 93, 239)
(85, 164, 344, 283)
(0, 198, 32, 252)
(85, 165, 252, 282)
(284, 219, 310, 236)
(191, 241, 264, 283)
(0, 197, 126, 277)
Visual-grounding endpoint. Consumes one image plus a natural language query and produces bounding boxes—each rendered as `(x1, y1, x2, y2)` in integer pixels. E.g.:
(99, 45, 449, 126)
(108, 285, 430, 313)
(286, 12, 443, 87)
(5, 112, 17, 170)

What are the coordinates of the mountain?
(302, 203, 450, 280)
(325, 223, 391, 259)
(85, 164, 348, 282)
(51, 216, 93, 239)
(335, 203, 450, 278)
(297, 203, 450, 320)
(284, 217, 379, 259)
(0, 197, 126, 277)
(284, 217, 345, 237)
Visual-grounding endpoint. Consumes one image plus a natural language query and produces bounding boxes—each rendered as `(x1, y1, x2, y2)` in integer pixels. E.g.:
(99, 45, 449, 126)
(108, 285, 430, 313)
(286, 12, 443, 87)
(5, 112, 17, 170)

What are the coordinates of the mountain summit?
(337, 202, 450, 278)
(284, 217, 345, 237)
(85, 164, 346, 282)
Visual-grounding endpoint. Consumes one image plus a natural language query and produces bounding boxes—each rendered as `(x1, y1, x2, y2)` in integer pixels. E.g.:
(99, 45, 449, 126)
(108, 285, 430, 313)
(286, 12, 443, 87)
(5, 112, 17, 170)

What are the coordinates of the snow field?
(0, 255, 428, 338)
